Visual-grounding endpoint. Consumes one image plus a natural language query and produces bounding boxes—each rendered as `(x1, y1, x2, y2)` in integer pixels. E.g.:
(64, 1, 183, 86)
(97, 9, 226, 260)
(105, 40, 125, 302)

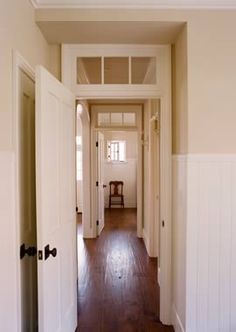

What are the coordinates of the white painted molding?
(142, 228, 152, 257)
(62, 44, 167, 99)
(31, 0, 236, 9)
(12, 50, 36, 332)
(172, 305, 185, 332)
(187, 154, 236, 162)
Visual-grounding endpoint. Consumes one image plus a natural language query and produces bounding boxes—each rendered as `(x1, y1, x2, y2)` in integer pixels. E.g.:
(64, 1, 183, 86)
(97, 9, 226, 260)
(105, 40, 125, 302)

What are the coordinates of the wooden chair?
(109, 181, 124, 208)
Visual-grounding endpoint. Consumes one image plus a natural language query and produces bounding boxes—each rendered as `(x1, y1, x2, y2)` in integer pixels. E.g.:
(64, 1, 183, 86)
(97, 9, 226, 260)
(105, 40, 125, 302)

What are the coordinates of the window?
(107, 141, 126, 162)
(77, 57, 102, 84)
(97, 112, 136, 127)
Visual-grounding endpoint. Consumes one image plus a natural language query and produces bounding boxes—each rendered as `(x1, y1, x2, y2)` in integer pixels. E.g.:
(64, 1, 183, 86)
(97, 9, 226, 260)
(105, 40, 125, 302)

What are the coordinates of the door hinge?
(96, 181, 99, 187)
(96, 220, 99, 226)
(96, 141, 98, 147)
(162, 220, 165, 227)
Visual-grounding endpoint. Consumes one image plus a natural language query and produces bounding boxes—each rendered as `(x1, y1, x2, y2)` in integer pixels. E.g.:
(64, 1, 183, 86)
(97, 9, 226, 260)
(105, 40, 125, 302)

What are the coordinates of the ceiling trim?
(30, 0, 236, 9)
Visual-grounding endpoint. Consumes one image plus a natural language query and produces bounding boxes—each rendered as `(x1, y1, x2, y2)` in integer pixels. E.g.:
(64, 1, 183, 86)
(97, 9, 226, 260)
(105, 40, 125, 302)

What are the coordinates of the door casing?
(13, 51, 36, 332)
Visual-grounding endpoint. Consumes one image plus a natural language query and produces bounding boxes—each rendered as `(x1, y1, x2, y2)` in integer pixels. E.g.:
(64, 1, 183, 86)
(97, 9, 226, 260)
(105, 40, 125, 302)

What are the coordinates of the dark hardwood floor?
(76, 208, 174, 332)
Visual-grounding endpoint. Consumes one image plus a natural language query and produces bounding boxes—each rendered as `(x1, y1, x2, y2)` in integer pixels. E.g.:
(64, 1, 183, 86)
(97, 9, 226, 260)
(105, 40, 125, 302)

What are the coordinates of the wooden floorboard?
(76, 208, 174, 332)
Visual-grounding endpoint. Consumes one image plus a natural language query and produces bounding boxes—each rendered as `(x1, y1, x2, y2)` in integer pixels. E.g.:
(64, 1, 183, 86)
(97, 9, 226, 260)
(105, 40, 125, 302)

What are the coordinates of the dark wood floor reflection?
(76, 208, 174, 332)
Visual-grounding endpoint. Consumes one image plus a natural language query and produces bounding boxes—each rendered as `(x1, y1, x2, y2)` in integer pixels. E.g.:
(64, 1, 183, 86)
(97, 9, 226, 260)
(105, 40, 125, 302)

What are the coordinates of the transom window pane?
(77, 57, 101, 84)
(98, 113, 110, 126)
(123, 113, 136, 125)
(104, 57, 129, 84)
(110, 113, 122, 125)
(131, 57, 156, 84)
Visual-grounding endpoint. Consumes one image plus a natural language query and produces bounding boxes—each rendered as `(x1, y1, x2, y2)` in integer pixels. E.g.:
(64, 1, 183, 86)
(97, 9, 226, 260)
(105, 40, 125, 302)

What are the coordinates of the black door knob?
(20, 244, 37, 259)
(44, 244, 57, 260)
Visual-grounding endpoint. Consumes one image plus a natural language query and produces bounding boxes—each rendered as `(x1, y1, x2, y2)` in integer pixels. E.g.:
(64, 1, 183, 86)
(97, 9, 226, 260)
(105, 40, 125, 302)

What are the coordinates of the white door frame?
(62, 44, 172, 324)
(89, 104, 143, 238)
(13, 51, 35, 332)
(76, 101, 92, 238)
(87, 92, 172, 324)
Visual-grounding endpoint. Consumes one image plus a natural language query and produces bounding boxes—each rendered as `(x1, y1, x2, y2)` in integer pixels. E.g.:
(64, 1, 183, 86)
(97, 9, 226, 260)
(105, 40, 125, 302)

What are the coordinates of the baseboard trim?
(172, 304, 185, 332)
(142, 228, 157, 257)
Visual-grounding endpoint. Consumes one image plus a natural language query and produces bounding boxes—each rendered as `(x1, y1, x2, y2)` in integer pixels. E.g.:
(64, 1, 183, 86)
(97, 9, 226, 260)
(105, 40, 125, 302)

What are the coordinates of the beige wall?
(187, 11, 236, 153)
(172, 24, 188, 154)
(49, 44, 61, 80)
(0, 0, 50, 151)
(0, 0, 50, 329)
(37, 8, 236, 153)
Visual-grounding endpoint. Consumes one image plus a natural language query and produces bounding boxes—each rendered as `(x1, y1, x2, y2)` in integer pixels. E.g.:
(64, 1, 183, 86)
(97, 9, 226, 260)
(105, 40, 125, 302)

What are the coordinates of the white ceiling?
(31, 0, 236, 8)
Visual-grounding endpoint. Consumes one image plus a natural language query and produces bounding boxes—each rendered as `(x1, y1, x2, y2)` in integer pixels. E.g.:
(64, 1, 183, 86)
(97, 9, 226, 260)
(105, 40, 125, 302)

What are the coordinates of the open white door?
(35, 66, 77, 332)
(96, 131, 105, 235)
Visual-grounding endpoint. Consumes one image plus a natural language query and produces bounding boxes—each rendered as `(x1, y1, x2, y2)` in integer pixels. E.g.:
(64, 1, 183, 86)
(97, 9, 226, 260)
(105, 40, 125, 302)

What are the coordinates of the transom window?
(77, 56, 156, 85)
(98, 112, 136, 127)
(107, 140, 126, 162)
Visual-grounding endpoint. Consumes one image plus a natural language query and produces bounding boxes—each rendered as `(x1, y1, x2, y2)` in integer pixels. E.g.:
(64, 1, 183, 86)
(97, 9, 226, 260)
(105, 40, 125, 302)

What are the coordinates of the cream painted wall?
(49, 44, 61, 80)
(187, 11, 236, 153)
(172, 24, 188, 154)
(103, 131, 137, 208)
(0, 0, 50, 330)
(37, 8, 236, 153)
(0, 0, 50, 150)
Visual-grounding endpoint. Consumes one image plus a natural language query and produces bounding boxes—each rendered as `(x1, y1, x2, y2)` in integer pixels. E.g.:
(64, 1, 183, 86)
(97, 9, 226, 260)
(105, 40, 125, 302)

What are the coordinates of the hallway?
(76, 209, 174, 332)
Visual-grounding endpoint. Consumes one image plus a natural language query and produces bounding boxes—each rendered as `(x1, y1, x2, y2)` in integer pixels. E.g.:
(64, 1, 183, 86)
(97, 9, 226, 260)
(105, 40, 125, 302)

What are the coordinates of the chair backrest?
(109, 181, 124, 196)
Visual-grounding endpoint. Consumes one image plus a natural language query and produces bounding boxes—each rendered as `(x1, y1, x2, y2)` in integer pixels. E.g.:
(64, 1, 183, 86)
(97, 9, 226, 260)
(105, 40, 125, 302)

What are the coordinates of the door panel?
(36, 66, 77, 332)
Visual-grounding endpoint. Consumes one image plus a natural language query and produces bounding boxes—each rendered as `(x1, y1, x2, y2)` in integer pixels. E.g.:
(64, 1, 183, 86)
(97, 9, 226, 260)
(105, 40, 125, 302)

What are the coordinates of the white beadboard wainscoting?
(0, 152, 18, 331)
(185, 155, 236, 332)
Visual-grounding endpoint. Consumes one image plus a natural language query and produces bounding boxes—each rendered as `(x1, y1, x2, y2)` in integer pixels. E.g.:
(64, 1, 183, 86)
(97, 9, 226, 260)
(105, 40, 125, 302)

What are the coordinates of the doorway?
(14, 54, 78, 332)
(101, 130, 138, 232)
(17, 65, 38, 332)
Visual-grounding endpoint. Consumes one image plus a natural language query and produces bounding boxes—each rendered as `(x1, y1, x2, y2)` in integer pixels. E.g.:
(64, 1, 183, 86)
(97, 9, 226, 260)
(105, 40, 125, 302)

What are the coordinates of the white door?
(96, 131, 105, 235)
(19, 69, 38, 332)
(35, 66, 77, 332)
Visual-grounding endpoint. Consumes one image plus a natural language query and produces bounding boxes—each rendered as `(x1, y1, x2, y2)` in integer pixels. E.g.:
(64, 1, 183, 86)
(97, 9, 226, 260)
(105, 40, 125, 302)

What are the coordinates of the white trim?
(172, 304, 185, 332)
(187, 154, 236, 162)
(158, 45, 172, 325)
(142, 228, 151, 256)
(90, 103, 143, 238)
(32, 1, 236, 9)
(62, 44, 167, 99)
(63, 43, 172, 325)
(76, 102, 93, 238)
(13, 50, 35, 332)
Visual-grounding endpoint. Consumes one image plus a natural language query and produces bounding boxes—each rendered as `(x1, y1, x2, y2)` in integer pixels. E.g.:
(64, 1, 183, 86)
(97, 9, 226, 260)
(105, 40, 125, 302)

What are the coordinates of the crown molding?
(30, 0, 236, 9)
